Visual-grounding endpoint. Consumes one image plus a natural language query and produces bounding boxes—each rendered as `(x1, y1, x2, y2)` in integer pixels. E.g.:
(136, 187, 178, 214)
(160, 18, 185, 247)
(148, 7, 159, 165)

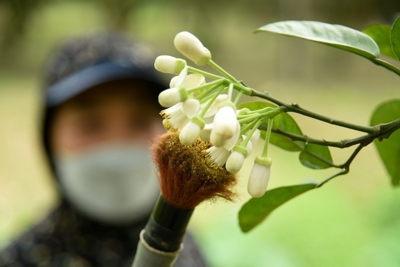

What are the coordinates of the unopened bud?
(247, 156, 272, 198)
(179, 117, 205, 145)
(174, 31, 211, 66)
(158, 87, 188, 107)
(154, 55, 186, 75)
(226, 145, 248, 173)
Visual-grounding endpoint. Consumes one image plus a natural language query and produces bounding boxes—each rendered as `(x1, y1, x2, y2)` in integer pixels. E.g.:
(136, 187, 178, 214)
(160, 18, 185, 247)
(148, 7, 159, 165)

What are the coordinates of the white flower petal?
(171, 74, 205, 90)
(221, 121, 240, 151)
(169, 76, 179, 88)
(249, 129, 261, 145)
(181, 98, 200, 118)
(181, 74, 205, 89)
(175, 66, 188, 88)
(245, 139, 253, 156)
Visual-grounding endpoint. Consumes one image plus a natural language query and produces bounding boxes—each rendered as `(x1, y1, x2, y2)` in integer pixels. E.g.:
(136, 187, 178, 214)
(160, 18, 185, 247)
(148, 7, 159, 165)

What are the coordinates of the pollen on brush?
(152, 131, 237, 209)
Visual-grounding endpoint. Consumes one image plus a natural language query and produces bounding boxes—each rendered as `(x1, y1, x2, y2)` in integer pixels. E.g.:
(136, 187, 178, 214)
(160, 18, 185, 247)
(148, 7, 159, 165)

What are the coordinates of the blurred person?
(0, 32, 207, 267)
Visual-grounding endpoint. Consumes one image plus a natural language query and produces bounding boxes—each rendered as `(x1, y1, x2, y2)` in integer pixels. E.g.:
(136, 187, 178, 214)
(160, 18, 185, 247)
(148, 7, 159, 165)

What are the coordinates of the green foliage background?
(0, 1, 400, 267)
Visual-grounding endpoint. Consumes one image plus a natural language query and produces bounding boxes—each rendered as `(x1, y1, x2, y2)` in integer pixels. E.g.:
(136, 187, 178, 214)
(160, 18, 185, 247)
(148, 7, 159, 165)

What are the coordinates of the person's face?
(49, 79, 164, 155)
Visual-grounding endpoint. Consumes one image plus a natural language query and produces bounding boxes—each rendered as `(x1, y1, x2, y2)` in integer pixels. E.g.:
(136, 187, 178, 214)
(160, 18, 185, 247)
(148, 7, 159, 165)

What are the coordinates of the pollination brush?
(132, 130, 237, 267)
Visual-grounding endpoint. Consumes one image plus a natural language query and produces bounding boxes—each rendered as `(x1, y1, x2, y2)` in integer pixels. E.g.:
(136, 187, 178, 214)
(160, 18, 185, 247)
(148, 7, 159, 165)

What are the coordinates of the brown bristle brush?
(132, 130, 237, 267)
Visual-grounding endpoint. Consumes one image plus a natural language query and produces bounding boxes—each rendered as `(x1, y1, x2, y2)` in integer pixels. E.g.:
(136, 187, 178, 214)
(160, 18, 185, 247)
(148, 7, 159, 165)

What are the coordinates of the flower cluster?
(155, 31, 281, 198)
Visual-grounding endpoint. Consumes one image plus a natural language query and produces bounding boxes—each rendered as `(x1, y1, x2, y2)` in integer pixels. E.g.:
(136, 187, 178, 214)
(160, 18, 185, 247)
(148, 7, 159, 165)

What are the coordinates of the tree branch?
(249, 89, 377, 134)
(258, 114, 400, 149)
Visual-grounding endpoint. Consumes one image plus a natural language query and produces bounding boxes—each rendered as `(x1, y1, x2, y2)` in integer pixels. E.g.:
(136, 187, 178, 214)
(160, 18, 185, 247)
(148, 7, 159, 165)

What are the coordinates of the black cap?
(43, 31, 166, 107)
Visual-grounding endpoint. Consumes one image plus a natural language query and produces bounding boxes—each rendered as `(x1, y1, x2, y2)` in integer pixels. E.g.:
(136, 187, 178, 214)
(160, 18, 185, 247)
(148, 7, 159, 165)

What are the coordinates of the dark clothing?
(0, 201, 206, 267)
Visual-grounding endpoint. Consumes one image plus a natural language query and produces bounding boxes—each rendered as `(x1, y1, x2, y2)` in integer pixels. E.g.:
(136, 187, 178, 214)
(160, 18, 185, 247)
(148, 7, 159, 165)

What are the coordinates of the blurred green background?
(1, 0, 400, 266)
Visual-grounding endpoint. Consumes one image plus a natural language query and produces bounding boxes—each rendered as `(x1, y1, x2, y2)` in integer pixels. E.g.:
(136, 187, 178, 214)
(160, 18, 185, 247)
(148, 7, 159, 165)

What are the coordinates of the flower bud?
(247, 156, 272, 198)
(158, 88, 181, 107)
(179, 117, 205, 145)
(174, 31, 211, 66)
(158, 87, 188, 108)
(154, 55, 187, 75)
(226, 145, 248, 173)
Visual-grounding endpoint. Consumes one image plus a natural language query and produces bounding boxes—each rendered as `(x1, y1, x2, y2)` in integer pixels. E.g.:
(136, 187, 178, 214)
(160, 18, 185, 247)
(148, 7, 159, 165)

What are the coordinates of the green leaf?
(239, 101, 304, 151)
(370, 99, 400, 185)
(363, 24, 397, 59)
(239, 183, 317, 232)
(390, 16, 400, 60)
(269, 111, 305, 151)
(299, 143, 333, 169)
(256, 20, 380, 60)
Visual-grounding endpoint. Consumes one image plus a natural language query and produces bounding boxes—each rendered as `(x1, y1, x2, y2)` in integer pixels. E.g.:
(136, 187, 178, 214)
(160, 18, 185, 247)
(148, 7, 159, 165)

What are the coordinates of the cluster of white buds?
(155, 31, 281, 198)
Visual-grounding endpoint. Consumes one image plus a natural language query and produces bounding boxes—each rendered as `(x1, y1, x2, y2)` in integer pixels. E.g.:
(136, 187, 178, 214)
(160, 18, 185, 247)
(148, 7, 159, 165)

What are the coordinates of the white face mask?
(54, 143, 160, 225)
